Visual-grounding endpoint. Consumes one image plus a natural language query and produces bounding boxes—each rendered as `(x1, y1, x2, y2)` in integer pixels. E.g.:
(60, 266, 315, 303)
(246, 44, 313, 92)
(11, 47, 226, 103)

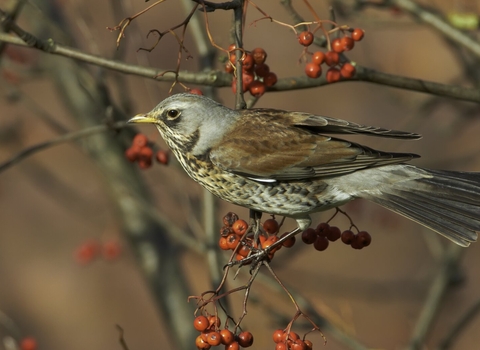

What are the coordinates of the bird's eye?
(166, 109, 180, 120)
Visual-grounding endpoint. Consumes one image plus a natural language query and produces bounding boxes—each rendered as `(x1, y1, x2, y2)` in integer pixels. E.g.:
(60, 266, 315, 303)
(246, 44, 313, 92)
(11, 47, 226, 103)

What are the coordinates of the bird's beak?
(128, 113, 156, 124)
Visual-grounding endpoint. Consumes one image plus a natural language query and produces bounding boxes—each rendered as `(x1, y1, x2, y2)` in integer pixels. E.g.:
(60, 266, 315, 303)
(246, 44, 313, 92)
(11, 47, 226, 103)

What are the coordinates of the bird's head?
(128, 93, 237, 155)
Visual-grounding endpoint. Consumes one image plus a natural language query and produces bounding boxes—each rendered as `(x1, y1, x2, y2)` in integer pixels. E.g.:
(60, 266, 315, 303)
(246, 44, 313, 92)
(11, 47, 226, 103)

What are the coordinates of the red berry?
(292, 339, 308, 350)
(237, 331, 254, 347)
(194, 315, 209, 331)
(102, 240, 122, 261)
(138, 157, 152, 169)
(220, 329, 235, 345)
(305, 62, 322, 78)
(195, 335, 211, 349)
(325, 51, 340, 66)
(155, 150, 169, 165)
(352, 28, 365, 41)
(341, 230, 355, 244)
(331, 38, 344, 53)
(264, 72, 278, 87)
(242, 53, 254, 72)
(139, 146, 153, 159)
(20, 337, 37, 350)
(125, 147, 138, 162)
(357, 231, 372, 247)
(298, 31, 314, 46)
(326, 67, 341, 83)
(340, 62, 356, 78)
(254, 63, 270, 78)
(74, 240, 99, 265)
(313, 236, 329, 251)
(237, 244, 251, 257)
(225, 62, 234, 74)
(316, 222, 330, 237)
(242, 72, 255, 90)
(263, 218, 279, 234)
(341, 36, 355, 51)
(249, 81, 266, 97)
(272, 329, 284, 343)
(280, 232, 296, 248)
(326, 226, 341, 242)
(301, 228, 317, 244)
(350, 235, 364, 250)
(133, 133, 148, 148)
(252, 47, 267, 65)
(283, 331, 300, 342)
(189, 88, 203, 95)
(312, 51, 325, 65)
(276, 343, 287, 350)
(208, 315, 221, 329)
(304, 339, 313, 350)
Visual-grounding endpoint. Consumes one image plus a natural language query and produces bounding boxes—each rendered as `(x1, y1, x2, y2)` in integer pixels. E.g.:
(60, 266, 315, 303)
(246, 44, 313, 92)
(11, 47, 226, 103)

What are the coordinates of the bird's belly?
(182, 157, 350, 216)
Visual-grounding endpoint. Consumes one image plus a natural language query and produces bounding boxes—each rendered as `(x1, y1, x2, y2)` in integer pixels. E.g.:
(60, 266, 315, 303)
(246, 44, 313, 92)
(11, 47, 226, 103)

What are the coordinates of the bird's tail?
(362, 166, 480, 246)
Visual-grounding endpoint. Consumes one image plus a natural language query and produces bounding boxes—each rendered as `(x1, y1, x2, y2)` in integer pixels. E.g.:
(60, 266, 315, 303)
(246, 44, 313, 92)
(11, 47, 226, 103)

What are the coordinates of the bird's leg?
(249, 209, 263, 247)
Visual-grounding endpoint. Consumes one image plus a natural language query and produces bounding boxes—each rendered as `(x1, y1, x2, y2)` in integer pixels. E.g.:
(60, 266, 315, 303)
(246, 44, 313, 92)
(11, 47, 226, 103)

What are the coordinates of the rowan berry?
(316, 222, 330, 237)
(219, 236, 229, 250)
(301, 228, 317, 244)
(341, 230, 355, 244)
(305, 63, 322, 78)
(325, 51, 340, 66)
(357, 231, 372, 247)
(341, 36, 355, 51)
(189, 88, 203, 95)
(225, 341, 240, 350)
(249, 81, 266, 97)
(220, 329, 235, 345)
(312, 51, 325, 65)
(313, 236, 329, 251)
(226, 233, 240, 250)
(280, 232, 296, 248)
(331, 38, 344, 53)
(206, 331, 222, 346)
(327, 226, 341, 242)
(125, 148, 138, 162)
(133, 133, 148, 148)
(232, 219, 248, 236)
(237, 331, 254, 347)
(326, 67, 341, 83)
(254, 63, 270, 78)
(223, 212, 239, 227)
(298, 31, 314, 46)
(264, 72, 278, 87)
(155, 150, 169, 165)
(195, 335, 211, 349)
(352, 28, 365, 41)
(272, 329, 284, 343)
(263, 218, 279, 234)
(194, 315, 209, 332)
(242, 53, 254, 72)
(340, 62, 356, 79)
(252, 47, 267, 65)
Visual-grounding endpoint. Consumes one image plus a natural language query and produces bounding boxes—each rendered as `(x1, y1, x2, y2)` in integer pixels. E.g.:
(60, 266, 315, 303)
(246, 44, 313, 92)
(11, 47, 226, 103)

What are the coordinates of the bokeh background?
(1, 0, 480, 349)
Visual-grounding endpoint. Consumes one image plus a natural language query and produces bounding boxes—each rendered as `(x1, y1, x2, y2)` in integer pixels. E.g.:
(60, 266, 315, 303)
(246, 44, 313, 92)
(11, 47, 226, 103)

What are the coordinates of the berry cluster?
(299, 28, 364, 83)
(125, 133, 169, 169)
(193, 315, 253, 349)
(272, 329, 313, 350)
(218, 213, 295, 262)
(301, 222, 371, 251)
(226, 45, 278, 97)
(74, 239, 122, 265)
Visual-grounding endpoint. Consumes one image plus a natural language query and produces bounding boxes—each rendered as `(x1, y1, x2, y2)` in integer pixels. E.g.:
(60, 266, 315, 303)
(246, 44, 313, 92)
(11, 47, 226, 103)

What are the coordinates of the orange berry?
(324, 51, 340, 66)
(312, 51, 325, 65)
(74, 239, 99, 265)
(326, 67, 341, 83)
(283, 331, 300, 342)
(341, 230, 355, 244)
(226, 233, 240, 250)
(194, 315, 209, 331)
(242, 72, 255, 90)
(254, 63, 270, 78)
(155, 150, 169, 165)
(237, 244, 251, 257)
(275, 343, 287, 350)
(249, 81, 266, 97)
(219, 236, 230, 250)
(225, 62, 234, 74)
(195, 335, 211, 349)
(208, 315, 221, 329)
(125, 147, 138, 162)
(313, 236, 329, 251)
(252, 47, 267, 65)
(352, 28, 365, 41)
(207, 331, 222, 346)
(305, 62, 322, 79)
(331, 38, 344, 53)
(133, 133, 148, 148)
(301, 228, 317, 244)
(20, 337, 37, 350)
(223, 212, 239, 227)
(326, 226, 341, 242)
(304, 339, 313, 350)
(298, 31, 314, 46)
(263, 218, 279, 234)
(232, 219, 248, 236)
(340, 36, 355, 51)
(225, 341, 240, 350)
(237, 331, 254, 347)
(340, 62, 356, 78)
(189, 88, 203, 95)
(292, 339, 308, 350)
(264, 72, 278, 87)
(262, 235, 279, 250)
(220, 329, 235, 345)
(272, 329, 285, 343)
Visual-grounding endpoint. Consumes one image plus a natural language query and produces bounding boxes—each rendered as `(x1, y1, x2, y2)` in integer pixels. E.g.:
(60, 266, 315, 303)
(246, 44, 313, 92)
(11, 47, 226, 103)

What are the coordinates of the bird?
(128, 93, 480, 247)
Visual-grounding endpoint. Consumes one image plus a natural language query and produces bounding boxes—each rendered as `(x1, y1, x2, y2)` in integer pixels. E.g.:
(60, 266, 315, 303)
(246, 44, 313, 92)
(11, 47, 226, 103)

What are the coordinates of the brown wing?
(208, 109, 419, 181)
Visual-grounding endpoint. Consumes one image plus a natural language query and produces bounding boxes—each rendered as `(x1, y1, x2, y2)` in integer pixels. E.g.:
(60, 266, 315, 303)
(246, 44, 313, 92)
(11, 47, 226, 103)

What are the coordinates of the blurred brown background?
(1, 0, 480, 349)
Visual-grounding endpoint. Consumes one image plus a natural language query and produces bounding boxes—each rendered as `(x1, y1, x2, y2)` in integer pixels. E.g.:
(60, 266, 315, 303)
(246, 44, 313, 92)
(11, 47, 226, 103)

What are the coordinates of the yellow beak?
(128, 114, 156, 124)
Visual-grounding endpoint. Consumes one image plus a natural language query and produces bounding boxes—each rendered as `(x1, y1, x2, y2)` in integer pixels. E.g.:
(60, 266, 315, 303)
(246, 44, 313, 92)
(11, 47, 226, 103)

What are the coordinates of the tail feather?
(365, 167, 480, 247)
